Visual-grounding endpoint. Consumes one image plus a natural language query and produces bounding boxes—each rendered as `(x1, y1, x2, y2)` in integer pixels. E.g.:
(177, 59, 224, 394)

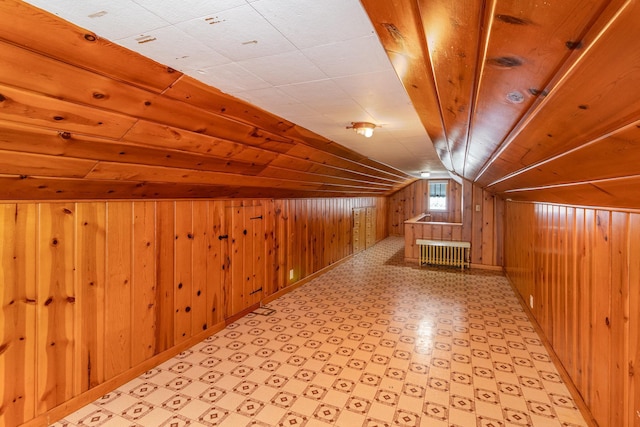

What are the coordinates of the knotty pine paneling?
(388, 179, 463, 233)
(274, 197, 387, 290)
(505, 201, 640, 427)
(0, 2, 413, 200)
(0, 196, 387, 427)
(391, 179, 503, 267)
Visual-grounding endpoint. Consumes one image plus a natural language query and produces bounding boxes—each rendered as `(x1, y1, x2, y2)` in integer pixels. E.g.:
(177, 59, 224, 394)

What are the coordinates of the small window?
(429, 181, 447, 211)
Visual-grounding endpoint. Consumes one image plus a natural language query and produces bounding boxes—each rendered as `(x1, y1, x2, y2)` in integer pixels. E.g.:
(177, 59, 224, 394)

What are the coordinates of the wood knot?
(44, 297, 53, 306)
(53, 116, 64, 121)
(565, 40, 583, 50)
(92, 92, 106, 99)
(489, 56, 523, 67)
(84, 34, 97, 42)
(0, 94, 5, 102)
(67, 296, 76, 303)
(495, 14, 531, 25)
(59, 131, 71, 140)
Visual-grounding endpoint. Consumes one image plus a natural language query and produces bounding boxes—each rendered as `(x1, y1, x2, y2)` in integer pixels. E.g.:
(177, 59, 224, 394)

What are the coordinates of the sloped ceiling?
(363, 0, 640, 210)
(0, 0, 451, 201)
(3, 0, 640, 207)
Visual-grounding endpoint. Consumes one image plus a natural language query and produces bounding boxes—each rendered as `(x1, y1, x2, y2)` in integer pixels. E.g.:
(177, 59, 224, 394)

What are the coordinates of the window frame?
(428, 180, 448, 212)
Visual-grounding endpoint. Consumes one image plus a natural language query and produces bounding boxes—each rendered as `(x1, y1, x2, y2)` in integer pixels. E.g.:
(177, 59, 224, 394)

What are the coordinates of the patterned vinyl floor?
(52, 237, 588, 427)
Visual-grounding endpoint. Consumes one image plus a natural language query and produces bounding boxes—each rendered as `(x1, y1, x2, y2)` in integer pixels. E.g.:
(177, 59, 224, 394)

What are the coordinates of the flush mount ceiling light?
(347, 122, 376, 138)
(420, 171, 430, 178)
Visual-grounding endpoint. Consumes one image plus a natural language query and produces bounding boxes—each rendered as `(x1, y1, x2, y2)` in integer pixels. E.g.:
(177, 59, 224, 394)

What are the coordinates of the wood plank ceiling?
(362, 0, 640, 210)
(2, 0, 640, 208)
(0, 1, 416, 200)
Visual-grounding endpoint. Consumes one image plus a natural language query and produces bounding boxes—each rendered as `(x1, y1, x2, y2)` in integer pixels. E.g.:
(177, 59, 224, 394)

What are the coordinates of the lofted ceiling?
(2, 0, 640, 207)
(363, 0, 640, 210)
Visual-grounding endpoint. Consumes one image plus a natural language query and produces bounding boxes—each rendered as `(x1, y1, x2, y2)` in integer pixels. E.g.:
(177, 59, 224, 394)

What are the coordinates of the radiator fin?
(417, 239, 470, 270)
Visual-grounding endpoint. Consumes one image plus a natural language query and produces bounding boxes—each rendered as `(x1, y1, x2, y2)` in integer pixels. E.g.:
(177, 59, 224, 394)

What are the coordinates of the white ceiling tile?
(301, 35, 391, 78)
(277, 80, 351, 108)
(290, 116, 341, 134)
(26, 0, 170, 40)
(230, 87, 299, 106)
(196, 63, 271, 93)
(176, 5, 297, 61)
(132, 0, 246, 24)
(334, 70, 410, 108)
(268, 103, 320, 118)
(250, 0, 373, 49)
(320, 103, 375, 124)
(24, 0, 447, 176)
(117, 26, 231, 72)
(238, 51, 327, 86)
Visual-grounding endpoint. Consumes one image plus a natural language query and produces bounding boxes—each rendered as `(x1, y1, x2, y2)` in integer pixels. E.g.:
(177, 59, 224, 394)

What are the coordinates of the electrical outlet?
(289, 269, 294, 280)
(529, 295, 534, 309)
(475, 204, 481, 212)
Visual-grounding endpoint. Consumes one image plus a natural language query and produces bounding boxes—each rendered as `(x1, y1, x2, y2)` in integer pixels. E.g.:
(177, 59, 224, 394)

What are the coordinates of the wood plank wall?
(390, 179, 503, 267)
(0, 196, 386, 427)
(388, 179, 463, 231)
(504, 201, 639, 427)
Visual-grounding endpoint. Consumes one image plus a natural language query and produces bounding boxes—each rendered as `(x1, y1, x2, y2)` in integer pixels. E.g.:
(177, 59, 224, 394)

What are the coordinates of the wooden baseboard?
(505, 273, 599, 427)
(21, 322, 226, 427)
(470, 262, 503, 271)
(262, 254, 354, 305)
(22, 251, 354, 427)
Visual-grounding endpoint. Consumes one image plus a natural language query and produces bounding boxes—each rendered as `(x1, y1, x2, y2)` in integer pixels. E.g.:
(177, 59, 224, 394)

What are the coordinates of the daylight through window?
(429, 181, 447, 211)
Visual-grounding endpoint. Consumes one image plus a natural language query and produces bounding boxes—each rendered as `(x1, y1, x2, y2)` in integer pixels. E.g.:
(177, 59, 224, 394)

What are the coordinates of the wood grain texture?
(391, 179, 502, 267)
(0, 196, 388, 426)
(105, 202, 133, 380)
(36, 204, 76, 414)
(504, 200, 637, 427)
(0, 1, 412, 201)
(387, 179, 463, 235)
(131, 202, 156, 365)
(75, 203, 106, 393)
(0, 204, 37, 426)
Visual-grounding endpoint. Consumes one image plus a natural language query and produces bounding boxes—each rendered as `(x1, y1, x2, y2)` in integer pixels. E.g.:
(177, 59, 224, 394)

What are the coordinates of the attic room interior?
(1, 0, 639, 426)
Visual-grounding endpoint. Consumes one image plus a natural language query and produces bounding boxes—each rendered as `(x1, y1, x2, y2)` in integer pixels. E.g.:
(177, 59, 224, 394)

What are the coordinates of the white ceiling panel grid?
(23, 0, 447, 177)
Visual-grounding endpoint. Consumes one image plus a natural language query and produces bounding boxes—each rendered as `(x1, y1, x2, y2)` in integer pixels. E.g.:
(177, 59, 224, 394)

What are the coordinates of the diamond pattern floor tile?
(52, 237, 587, 427)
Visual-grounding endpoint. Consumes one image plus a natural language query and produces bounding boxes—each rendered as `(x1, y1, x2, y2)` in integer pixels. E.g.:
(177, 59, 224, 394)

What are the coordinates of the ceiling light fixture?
(420, 171, 430, 178)
(347, 122, 376, 138)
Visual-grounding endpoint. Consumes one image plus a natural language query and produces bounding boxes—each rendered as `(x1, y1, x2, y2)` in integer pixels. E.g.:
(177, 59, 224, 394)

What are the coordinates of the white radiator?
(417, 239, 470, 270)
